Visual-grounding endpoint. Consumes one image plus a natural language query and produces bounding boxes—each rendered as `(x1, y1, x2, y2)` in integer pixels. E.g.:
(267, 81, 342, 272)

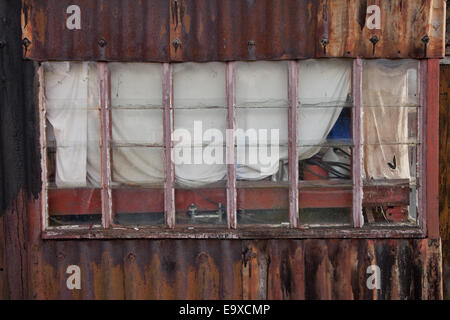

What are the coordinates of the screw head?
(172, 38, 182, 50)
(98, 38, 107, 48)
(320, 38, 329, 47)
(369, 35, 379, 45)
(0, 40, 6, 48)
(421, 35, 430, 44)
(22, 38, 31, 48)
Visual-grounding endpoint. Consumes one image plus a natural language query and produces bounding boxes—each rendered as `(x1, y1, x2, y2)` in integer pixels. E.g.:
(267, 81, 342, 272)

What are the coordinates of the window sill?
(41, 225, 426, 240)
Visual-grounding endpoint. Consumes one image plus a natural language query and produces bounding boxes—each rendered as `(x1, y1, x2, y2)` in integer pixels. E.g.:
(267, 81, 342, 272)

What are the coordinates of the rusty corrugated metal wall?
(0, 197, 443, 300)
(0, 0, 446, 300)
(22, 0, 446, 61)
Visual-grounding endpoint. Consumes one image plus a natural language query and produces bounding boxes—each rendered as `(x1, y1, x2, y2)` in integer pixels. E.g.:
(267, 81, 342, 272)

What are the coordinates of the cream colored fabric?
(362, 60, 418, 180)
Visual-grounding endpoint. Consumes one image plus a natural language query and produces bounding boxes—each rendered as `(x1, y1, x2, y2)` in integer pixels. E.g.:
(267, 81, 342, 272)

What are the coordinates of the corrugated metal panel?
(0, 197, 443, 300)
(27, 237, 443, 300)
(170, 0, 446, 61)
(22, 0, 446, 62)
(22, 0, 170, 61)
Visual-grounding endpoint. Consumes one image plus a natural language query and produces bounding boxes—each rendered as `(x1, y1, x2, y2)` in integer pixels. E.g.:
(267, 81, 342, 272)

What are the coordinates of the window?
(39, 58, 428, 238)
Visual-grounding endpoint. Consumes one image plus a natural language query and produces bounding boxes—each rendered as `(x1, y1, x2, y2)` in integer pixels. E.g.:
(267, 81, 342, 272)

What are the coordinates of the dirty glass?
(43, 62, 102, 227)
(235, 61, 290, 225)
(109, 63, 165, 226)
(361, 59, 420, 226)
(172, 62, 228, 226)
(297, 59, 353, 226)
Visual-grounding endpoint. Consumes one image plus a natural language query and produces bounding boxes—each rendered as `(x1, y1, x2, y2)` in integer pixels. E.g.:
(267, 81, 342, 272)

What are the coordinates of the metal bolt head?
(421, 35, 430, 44)
(369, 35, 379, 46)
(172, 38, 182, 50)
(22, 38, 31, 48)
(98, 38, 107, 48)
(320, 38, 329, 47)
(0, 40, 6, 48)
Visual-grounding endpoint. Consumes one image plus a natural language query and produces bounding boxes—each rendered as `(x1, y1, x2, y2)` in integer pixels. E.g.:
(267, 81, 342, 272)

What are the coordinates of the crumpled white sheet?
(46, 60, 353, 188)
(362, 59, 418, 180)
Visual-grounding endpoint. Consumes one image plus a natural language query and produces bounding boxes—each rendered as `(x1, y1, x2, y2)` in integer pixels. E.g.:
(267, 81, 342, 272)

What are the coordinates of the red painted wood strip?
(352, 58, 364, 227)
(98, 63, 112, 228)
(226, 62, 237, 229)
(163, 63, 175, 228)
(288, 61, 299, 227)
(47, 186, 410, 216)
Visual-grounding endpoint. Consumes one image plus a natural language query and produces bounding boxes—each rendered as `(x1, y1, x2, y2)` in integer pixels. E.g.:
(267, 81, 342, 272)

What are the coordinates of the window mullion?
(226, 62, 237, 229)
(99, 62, 113, 229)
(288, 61, 299, 228)
(352, 58, 364, 228)
(418, 60, 427, 233)
(38, 66, 49, 231)
(163, 63, 175, 228)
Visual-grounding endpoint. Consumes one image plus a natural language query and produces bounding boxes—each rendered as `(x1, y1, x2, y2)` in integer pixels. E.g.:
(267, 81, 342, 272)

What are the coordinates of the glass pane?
(111, 146, 165, 187)
(175, 188, 227, 226)
(296, 59, 353, 227)
(44, 62, 102, 227)
(235, 61, 289, 225)
(299, 208, 352, 226)
(110, 63, 162, 108)
(362, 59, 420, 226)
(173, 62, 227, 226)
(299, 147, 352, 181)
(237, 187, 289, 225)
(112, 188, 164, 226)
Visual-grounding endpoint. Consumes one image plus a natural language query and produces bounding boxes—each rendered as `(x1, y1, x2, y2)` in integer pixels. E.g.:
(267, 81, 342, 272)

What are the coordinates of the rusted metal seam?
(163, 63, 175, 228)
(288, 61, 299, 228)
(226, 62, 237, 229)
(352, 58, 363, 228)
(99, 63, 112, 228)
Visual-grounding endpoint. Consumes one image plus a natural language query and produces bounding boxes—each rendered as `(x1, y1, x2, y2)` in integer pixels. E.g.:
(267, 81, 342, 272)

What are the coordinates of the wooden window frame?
(38, 59, 440, 240)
